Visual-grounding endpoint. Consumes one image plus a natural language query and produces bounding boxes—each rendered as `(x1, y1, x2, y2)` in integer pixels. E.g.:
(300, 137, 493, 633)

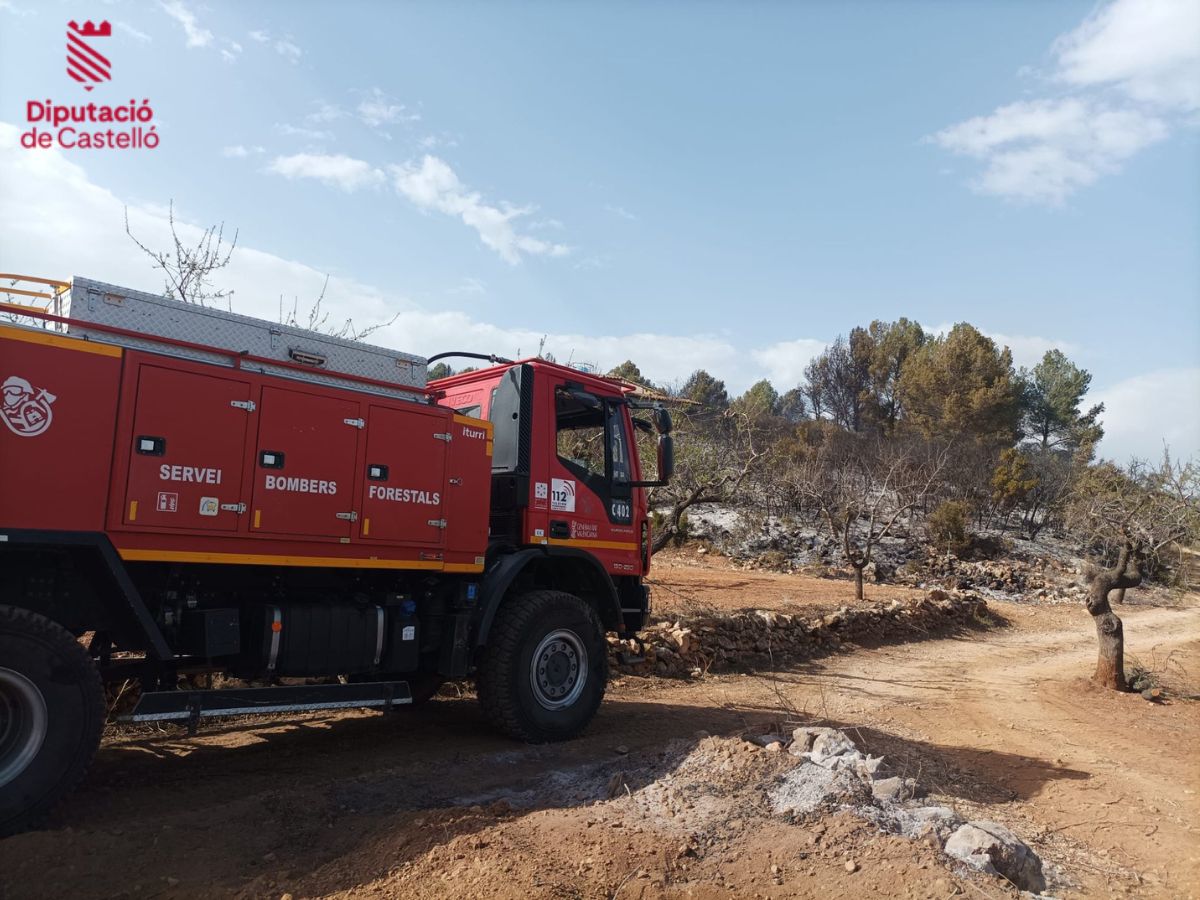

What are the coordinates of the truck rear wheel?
(477, 590, 607, 742)
(0, 606, 105, 837)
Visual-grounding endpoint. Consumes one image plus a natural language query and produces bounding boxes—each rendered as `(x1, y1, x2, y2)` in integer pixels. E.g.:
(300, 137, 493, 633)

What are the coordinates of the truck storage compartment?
(358, 403, 448, 546)
(249, 386, 362, 538)
(122, 365, 252, 533)
(64, 276, 427, 397)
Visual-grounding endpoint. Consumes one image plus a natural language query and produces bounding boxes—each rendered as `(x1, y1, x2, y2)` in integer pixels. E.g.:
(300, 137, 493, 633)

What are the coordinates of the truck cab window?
(555, 387, 606, 488)
(607, 402, 632, 488)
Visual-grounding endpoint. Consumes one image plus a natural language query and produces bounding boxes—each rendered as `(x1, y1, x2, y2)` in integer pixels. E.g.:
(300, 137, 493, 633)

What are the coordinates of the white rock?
(808, 730, 858, 766)
(944, 821, 1045, 893)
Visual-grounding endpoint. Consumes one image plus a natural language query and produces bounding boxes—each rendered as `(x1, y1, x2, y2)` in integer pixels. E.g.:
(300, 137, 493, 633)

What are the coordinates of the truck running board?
(124, 681, 413, 733)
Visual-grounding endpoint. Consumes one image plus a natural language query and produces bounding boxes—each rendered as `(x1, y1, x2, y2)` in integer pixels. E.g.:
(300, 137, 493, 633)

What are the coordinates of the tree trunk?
(1089, 595, 1126, 690)
(1113, 587, 1125, 604)
(853, 565, 864, 601)
(1085, 543, 1141, 691)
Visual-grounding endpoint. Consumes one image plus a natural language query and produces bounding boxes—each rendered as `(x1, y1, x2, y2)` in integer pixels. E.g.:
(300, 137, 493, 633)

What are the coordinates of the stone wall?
(610, 591, 991, 677)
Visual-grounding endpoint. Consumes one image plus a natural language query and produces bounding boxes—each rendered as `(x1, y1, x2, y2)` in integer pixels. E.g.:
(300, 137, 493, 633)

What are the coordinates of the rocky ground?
(1, 559, 1197, 899)
(683, 507, 1188, 607)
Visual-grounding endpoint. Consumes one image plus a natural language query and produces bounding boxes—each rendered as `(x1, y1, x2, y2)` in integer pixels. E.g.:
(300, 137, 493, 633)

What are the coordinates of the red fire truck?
(0, 275, 672, 836)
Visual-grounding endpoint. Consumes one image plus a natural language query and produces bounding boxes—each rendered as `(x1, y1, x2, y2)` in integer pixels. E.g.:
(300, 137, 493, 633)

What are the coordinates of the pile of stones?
(609, 590, 990, 677)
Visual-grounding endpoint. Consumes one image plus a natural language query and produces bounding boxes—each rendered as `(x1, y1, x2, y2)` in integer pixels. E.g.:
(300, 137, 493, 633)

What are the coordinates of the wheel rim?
(0, 667, 48, 789)
(529, 628, 589, 711)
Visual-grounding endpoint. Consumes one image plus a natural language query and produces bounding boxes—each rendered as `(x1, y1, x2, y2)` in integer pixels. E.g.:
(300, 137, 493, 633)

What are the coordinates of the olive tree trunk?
(1085, 543, 1142, 691)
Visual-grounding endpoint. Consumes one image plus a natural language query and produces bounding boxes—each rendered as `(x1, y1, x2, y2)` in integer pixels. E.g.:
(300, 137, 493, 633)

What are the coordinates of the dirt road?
(1, 572, 1196, 899)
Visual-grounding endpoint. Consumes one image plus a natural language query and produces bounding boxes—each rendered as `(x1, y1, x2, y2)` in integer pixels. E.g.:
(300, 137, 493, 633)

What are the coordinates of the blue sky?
(1, 0, 1197, 462)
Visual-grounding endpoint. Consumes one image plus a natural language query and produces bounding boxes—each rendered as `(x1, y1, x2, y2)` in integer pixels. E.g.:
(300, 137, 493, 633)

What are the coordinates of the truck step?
(124, 680, 413, 730)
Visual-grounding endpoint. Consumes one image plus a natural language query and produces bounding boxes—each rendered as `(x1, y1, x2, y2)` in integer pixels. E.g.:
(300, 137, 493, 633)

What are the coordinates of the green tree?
(427, 361, 453, 381)
(680, 369, 730, 414)
(607, 359, 651, 386)
(862, 318, 926, 431)
(1018, 349, 1104, 452)
(733, 379, 780, 421)
(991, 447, 1039, 526)
(803, 333, 871, 431)
(898, 323, 1020, 448)
(778, 387, 807, 423)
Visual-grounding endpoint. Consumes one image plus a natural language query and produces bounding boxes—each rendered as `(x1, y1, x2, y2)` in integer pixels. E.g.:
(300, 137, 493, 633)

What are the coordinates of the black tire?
(0, 606, 105, 838)
(477, 590, 607, 742)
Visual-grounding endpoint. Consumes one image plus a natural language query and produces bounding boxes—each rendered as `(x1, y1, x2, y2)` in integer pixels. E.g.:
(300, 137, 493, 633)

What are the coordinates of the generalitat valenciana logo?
(21, 19, 159, 151)
(67, 19, 112, 91)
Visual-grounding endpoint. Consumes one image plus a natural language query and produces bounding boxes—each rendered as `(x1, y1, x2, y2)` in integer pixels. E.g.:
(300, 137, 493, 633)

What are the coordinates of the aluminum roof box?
(64, 276, 426, 398)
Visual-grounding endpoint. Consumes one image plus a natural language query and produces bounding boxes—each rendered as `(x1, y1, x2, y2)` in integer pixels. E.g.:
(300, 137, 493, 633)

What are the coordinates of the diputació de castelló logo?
(20, 19, 160, 151)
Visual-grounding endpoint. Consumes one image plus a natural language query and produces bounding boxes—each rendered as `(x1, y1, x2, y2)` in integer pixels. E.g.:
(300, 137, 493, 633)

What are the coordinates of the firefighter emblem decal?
(2, 375, 57, 438)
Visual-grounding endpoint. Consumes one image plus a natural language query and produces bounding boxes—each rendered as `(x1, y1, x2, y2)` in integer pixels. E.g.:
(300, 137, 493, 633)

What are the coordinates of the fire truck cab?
(0, 275, 673, 836)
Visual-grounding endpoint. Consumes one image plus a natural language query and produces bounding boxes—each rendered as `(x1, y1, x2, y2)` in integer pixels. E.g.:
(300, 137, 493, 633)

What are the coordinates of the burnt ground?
(1, 560, 1197, 899)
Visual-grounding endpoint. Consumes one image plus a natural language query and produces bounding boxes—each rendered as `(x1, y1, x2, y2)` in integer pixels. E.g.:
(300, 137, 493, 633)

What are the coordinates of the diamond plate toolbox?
(64, 277, 427, 396)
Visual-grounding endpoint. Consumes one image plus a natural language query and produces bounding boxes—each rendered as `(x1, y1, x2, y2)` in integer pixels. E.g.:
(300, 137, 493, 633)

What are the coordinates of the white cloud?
(159, 0, 212, 48)
(248, 29, 302, 63)
(267, 153, 385, 191)
(1092, 368, 1200, 464)
(276, 123, 334, 142)
(117, 22, 153, 43)
(274, 39, 301, 64)
(1054, 0, 1200, 111)
(419, 133, 459, 151)
(604, 204, 637, 221)
(0, 122, 731, 393)
(222, 144, 264, 158)
(389, 155, 571, 264)
(931, 0, 1198, 203)
(450, 276, 486, 295)
(219, 38, 242, 63)
(306, 102, 344, 125)
(933, 98, 1167, 204)
(357, 88, 419, 128)
(751, 338, 829, 389)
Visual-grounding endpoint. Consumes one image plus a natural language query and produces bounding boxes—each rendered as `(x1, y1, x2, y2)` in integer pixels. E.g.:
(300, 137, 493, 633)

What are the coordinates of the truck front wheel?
(477, 590, 607, 742)
(0, 606, 105, 837)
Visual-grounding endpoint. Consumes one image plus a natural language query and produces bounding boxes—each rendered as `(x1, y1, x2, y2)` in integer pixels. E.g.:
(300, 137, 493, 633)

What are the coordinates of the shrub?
(928, 500, 972, 557)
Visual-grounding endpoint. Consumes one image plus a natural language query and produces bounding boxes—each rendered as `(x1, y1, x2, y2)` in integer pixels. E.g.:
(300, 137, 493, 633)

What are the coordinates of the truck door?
(547, 385, 636, 547)
(250, 386, 362, 539)
(358, 404, 447, 547)
(123, 365, 251, 532)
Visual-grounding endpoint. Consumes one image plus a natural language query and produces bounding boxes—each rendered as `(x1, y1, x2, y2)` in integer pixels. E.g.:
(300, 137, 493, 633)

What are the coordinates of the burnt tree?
(1069, 456, 1199, 690)
(646, 407, 765, 554)
(1084, 541, 1142, 690)
(791, 432, 947, 600)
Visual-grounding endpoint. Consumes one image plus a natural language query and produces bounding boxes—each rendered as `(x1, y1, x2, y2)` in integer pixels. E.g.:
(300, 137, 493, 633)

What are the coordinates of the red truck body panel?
(1, 323, 492, 573)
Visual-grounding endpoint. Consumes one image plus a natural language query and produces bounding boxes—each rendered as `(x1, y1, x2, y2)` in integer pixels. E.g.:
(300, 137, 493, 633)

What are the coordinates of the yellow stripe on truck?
(546, 537, 638, 552)
(117, 548, 484, 572)
(0, 322, 123, 358)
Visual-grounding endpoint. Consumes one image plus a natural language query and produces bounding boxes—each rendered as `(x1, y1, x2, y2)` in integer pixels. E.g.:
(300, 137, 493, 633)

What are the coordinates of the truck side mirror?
(656, 434, 674, 483)
(630, 432, 673, 488)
